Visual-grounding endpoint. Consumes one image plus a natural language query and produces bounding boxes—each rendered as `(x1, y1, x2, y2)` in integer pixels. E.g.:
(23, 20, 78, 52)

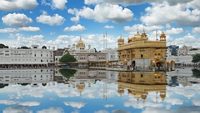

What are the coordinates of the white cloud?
(2, 13, 32, 26)
(0, 100, 16, 105)
(165, 98, 183, 105)
(124, 24, 162, 34)
(192, 98, 200, 106)
(18, 101, 40, 107)
(0, 26, 40, 33)
(68, 3, 133, 23)
(104, 25, 114, 29)
(0, 33, 118, 50)
(19, 26, 40, 32)
(104, 104, 114, 108)
(192, 27, 200, 33)
(64, 24, 86, 32)
(0, 28, 18, 33)
(94, 110, 109, 113)
(166, 28, 183, 35)
(84, 0, 190, 6)
(36, 12, 65, 26)
(141, 2, 200, 26)
(52, 0, 67, 9)
(169, 34, 200, 48)
(142, 107, 171, 113)
(3, 106, 32, 113)
(64, 101, 86, 109)
(0, 0, 37, 11)
(37, 107, 64, 113)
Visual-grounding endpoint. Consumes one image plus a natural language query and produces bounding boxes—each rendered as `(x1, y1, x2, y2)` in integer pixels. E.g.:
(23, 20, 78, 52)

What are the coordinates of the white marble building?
(167, 45, 200, 65)
(0, 45, 54, 67)
(68, 38, 107, 68)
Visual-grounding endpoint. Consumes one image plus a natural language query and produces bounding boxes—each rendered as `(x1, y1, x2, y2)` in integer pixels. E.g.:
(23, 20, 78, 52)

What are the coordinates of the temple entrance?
(156, 62, 161, 70)
(132, 60, 135, 70)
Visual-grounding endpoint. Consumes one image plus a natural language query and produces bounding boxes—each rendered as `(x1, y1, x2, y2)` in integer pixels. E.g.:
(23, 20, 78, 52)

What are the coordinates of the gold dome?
(76, 83, 85, 94)
(76, 37, 85, 50)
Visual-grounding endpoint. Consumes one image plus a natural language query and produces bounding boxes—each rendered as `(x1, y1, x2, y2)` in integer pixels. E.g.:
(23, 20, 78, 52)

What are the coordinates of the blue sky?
(0, 0, 200, 49)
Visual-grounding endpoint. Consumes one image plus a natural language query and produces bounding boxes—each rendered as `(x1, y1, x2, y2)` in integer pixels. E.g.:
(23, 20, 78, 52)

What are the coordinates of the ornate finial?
(143, 27, 145, 33)
(156, 30, 158, 41)
(137, 26, 139, 34)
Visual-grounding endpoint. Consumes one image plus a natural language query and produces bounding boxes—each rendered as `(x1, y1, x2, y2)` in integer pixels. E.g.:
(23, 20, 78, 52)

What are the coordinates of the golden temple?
(118, 31, 167, 70)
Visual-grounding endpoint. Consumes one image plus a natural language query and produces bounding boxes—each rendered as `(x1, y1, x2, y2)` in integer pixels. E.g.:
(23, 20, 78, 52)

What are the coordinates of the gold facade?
(118, 71, 167, 100)
(118, 32, 167, 70)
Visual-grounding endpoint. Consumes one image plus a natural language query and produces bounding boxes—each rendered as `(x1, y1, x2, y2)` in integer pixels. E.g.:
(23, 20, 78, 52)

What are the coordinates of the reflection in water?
(118, 72, 166, 101)
(0, 69, 54, 87)
(0, 68, 199, 113)
(192, 68, 200, 78)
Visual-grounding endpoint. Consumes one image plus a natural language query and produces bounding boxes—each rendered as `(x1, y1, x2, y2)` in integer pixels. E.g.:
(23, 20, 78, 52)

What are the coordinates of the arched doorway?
(171, 60, 175, 71)
(132, 60, 135, 70)
(156, 62, 161, 70)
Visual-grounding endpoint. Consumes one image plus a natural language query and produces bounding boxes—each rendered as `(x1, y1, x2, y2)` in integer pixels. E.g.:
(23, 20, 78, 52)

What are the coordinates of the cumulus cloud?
(0, 26, 40, 33)
(64, 24, 86, 32)
(37, 107, 64, 113)
(42, 0, 67, 10)
(192, 27, 200, 33)
(84, 0, 191, 6)
(0, 33, 117, 50)
(165, 98, 183, 105)
(192, 98, 200, 106)
(68, 3, 133, 23)
(52, 0, 67, 9)
(124, 24, 163, 34)
(2, 13, 32, 26)
(18, 101, 40, 107)
(104, 104, 114, 108)
(19, 26, 40, 32)
(94, 110, 109, 113)
(0, 0, 37, 11)
(0, 28, 18, 33)
(166, 28, 183, 35)
(104, 25, 114, 29)
(141, 2, 200, 26)
(64, 101, 86, 109)
(169, 34, 200, 47)
(36, 12, 65, 26)
(3, 106, 32, 113)
(0, 100, 16, 105)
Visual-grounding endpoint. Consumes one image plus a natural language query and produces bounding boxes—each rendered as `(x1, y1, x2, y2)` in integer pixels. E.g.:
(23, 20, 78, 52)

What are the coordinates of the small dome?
(76, 37, 85, 50)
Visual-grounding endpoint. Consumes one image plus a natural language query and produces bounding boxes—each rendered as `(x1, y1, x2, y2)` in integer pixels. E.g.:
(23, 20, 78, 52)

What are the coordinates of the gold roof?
(76, 37, 85, 49)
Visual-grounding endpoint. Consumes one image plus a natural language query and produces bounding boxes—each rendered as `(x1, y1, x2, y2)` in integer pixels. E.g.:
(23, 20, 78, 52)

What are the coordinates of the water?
(0, 68, 200, 113)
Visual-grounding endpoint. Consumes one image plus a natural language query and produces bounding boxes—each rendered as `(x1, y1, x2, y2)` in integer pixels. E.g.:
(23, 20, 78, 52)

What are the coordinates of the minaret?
(118, 35, 124, 47)
(160, 32, 166, 41)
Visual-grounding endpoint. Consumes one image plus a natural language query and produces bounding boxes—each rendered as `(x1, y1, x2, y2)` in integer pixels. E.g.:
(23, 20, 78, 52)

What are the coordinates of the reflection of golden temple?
(118, 71, 167, 101)
(118, 31, 169, 70)
(76, 83, 85, 96)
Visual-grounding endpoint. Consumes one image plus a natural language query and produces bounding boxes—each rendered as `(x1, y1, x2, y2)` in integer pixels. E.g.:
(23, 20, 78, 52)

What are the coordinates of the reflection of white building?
(0, 45, 54, 67)
(0, 69, 54, 84)
(70, 69, 118, 82)
(167, 68, 200, 86)
(68, 69, 118, 96)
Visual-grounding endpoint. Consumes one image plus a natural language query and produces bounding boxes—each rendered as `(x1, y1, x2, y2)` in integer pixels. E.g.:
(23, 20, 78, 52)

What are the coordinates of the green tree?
(59, 53, 77, 63)
(0, 43, 8, 48)
(192, 54, 200, 63)
(59, 69, 77, 79)
(192, 69, 200, 78)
